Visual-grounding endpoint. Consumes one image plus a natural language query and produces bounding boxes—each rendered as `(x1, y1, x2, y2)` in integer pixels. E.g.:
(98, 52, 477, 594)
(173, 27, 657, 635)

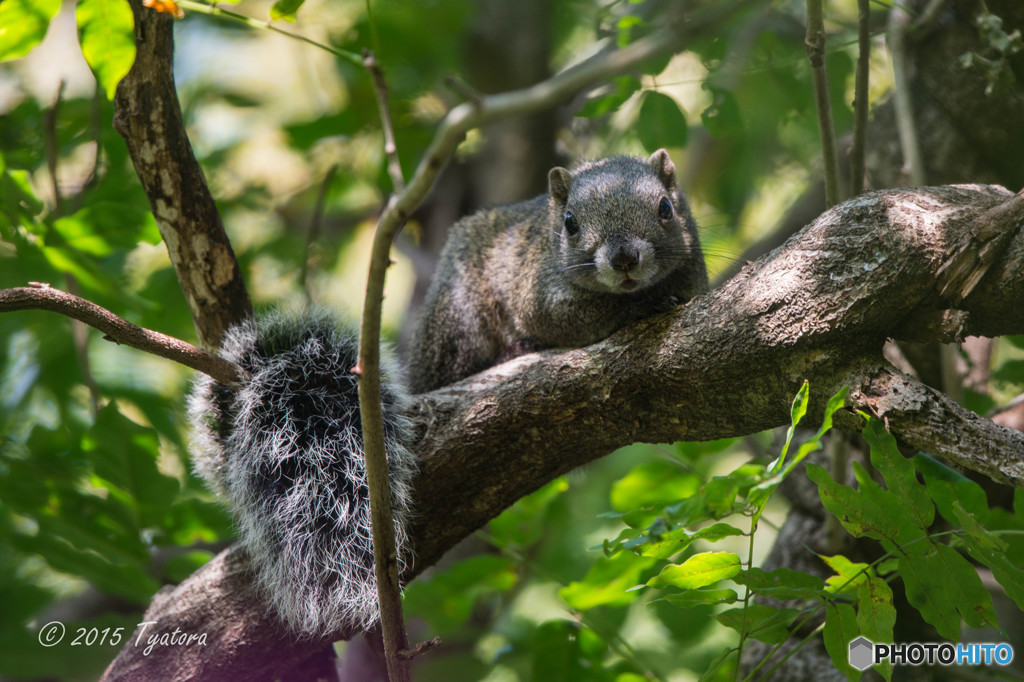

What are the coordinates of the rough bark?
(101, 184, 1024, 680)
(91, 1, 1024, 678)
(113, 1, 252, 348)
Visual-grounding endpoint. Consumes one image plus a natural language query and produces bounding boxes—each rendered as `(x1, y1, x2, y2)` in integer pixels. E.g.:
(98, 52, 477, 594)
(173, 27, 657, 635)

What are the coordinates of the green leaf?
(610, 460, 700, 511)
(714, 604, 801, 644)
(734, 567, 825, 601)
(76, 0, 136, 100)
(613, 521, 743, 560)
(933, 543, 1000, 630)
(530, 620, 577, 681)
(703, 475, 740, 515)
(852, 461, 928, 545)
(822, 601, 860, 682)
(771, 380, 809, 471)
(808, 461, 926, 546)
(857, 577, 895, 681)
(637, 91, 688, 153)
(403, 555, 517, 634)
(663, 588, 738, 607)
(914, 454, 990, 525)
(578, 76, 642, 118)
(10, 529, 158, 603)
(0, 0, 62, 61)
(819, 554, 871, 596)
(899, 542, 996, 639)
(700, 86, 744, 138)
(82, 405, 180, 528)
(961, 535, 1024, 613)
(863, 418, 934, 530)
(647, 551, 741, 590)
(561, 552, 657, 610)
(270, 0, 305, 22)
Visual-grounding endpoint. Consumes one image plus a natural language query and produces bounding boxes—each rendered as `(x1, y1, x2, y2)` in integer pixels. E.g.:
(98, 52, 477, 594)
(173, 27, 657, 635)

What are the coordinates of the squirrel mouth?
(619, 278, 638, 291)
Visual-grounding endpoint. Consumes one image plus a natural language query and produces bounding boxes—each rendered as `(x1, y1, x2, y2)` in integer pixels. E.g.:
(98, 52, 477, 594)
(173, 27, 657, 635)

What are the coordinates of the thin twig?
(849, 0, 870, 196)
(443, 75, 483, 107)
(887, 4, 926, 186)
(0, 284, 242, 387)
(360, 49, 411, 682)
(805, 0, 842, 207)
(354, 22, 696, 682)
(364, 50, 405, 192)
(175, 0, 363, 66)
(986, 393, 1024, 419)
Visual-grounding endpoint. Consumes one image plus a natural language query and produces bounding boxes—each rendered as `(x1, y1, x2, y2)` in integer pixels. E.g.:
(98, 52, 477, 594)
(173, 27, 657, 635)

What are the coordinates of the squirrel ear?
(647, 149, 677, 190)
(548, 167, 572, 203)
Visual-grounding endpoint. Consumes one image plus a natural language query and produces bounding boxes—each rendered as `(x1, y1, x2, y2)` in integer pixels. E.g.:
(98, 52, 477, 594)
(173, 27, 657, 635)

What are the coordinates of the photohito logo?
(848, 637, 1014, 671)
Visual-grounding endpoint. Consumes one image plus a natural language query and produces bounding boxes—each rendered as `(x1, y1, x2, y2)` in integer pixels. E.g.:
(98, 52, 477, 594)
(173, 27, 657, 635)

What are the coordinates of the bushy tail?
(188, 308, 416, 638)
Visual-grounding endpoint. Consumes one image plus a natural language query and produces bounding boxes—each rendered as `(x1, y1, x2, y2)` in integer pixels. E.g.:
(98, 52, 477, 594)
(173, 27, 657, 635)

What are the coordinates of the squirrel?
(187, 149, 707, 638)
(408, 148, 707, 393)
(188, 308, 417, 638)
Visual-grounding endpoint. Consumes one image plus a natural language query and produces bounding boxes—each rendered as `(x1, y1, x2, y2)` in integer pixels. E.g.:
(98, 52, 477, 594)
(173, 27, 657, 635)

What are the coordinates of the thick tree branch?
(851, 364, 1024, 484)
(97, 184, 1024, 680)
(0, 284, 240, 387)
(113, 0, 252, 348)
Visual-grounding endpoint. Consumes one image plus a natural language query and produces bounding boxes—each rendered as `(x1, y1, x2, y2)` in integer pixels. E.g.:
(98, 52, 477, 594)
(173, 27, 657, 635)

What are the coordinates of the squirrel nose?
(610, 250, 639, 272)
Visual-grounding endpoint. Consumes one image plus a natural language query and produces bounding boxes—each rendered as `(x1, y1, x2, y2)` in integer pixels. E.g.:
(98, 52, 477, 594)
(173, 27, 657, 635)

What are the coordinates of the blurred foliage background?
(1, 0, 1023, 679)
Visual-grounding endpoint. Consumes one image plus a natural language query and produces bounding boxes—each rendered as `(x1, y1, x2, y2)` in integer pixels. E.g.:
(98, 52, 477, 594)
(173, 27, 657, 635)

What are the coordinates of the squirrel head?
(547, 149, 699, 295)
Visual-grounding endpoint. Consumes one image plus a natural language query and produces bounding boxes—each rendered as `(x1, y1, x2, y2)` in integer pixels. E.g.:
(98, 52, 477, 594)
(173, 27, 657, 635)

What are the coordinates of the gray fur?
(188, 308, 416, 638)
(408, 148, 708, 393)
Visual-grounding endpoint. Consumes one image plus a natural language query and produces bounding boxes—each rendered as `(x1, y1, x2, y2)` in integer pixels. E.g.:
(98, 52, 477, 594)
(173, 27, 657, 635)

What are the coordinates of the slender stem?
(364, 51, 406, 193)
(175, 0, 362, 66)
(358, 48, 410, 682)
(850, 0, 870, 195)
(735, 517, 758, 681)
(356, 198, 411, 681)
(0, 284, 241, 386)
(805, 0, 842, 207)
(355, 23, 692, 681)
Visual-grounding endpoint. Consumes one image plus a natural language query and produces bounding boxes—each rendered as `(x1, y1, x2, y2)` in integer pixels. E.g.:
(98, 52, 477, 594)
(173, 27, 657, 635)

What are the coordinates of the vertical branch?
(358, 50, 412, 682)
(356, 196, 412, 682)
(849, 0, 870, 195)
(804, 0, 841, 207)
(354, 26, 687, 680)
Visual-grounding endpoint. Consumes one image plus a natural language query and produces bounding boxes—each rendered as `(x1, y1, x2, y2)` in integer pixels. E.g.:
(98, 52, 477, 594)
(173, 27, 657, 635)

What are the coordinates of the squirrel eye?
(658, 197, 674, 222)
(564, 211, 579, 236)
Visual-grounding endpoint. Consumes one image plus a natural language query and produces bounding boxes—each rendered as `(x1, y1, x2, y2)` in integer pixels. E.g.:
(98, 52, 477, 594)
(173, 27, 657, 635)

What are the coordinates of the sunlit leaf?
(76, 0, 136, 100)
(0, 0, 62, 61)
(648, 551, 741, 590)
